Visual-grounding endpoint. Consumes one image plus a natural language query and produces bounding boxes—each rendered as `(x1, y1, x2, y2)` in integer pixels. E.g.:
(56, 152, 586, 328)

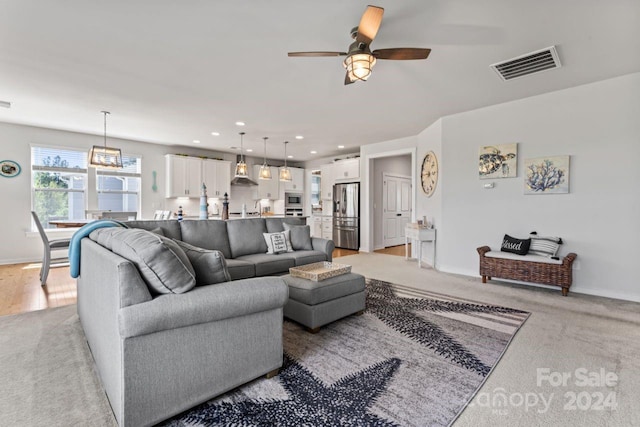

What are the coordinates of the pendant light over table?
(89, 111, 123, 169)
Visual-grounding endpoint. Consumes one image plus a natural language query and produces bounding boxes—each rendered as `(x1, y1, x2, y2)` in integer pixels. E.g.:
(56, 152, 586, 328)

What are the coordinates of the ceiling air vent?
(490, 46, 561, 81)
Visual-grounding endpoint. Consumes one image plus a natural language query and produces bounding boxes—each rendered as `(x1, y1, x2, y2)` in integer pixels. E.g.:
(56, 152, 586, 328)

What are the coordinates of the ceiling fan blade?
(344, 72, 355, 85)
(373, 48, 432, 60)
(356, 5, 384, 45)
(288, 51, 347, 57)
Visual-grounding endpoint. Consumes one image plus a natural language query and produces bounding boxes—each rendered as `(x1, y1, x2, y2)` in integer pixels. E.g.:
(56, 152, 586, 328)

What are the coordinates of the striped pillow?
(528, 232, 562, 257)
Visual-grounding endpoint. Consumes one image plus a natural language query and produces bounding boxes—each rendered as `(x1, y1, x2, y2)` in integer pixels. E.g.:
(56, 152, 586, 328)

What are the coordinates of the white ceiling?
(1, 0, 639, 161)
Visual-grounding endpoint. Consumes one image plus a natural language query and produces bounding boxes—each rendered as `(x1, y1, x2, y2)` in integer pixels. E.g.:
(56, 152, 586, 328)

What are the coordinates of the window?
(96, 155, 141, 213)
(32, 146, 88, 228)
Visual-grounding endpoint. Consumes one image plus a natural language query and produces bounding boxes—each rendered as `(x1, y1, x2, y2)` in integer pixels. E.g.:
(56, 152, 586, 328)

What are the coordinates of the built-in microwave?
(285, 192, 303, 207)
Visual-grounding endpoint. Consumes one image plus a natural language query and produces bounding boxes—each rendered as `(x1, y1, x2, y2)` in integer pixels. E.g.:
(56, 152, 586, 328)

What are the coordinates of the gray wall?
(429, 72, 640, 301)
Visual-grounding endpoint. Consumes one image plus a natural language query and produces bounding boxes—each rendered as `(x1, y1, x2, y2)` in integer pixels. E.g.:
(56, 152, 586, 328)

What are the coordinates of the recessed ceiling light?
(310, 151, 317, 154)
(193, 140, 201, 144)
(235, 121, 245, 126)
(287, 155, 293, 159)
(246, 149, 253, 152)
(295, 135, 304, 140)
(338, 145, 345, 149)
(211, 132, 220, 136)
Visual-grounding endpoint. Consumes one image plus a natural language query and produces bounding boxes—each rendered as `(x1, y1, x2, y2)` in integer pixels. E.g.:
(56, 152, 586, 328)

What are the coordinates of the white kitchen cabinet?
(334, 158, 360, 181)
(166, 155, 230, 198)
(321, 216, 333, 240)
(253, 165, 279, 199)
(279, 167, 304, 194)
(165, 155, 203, 198)
(203, 159, 231, 198)
(320, 163, 334, 200)
(311, 216, 323, 237)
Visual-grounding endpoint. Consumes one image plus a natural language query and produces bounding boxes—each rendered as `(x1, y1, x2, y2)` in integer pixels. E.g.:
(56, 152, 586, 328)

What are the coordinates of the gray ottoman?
(282, 272, 366, 333)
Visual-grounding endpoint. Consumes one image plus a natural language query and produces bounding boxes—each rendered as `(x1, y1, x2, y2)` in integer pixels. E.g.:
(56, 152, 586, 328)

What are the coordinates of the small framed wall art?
(479, 143, 517, 179)
(0, 160, 21, 178)
(524, 155, 570, 194)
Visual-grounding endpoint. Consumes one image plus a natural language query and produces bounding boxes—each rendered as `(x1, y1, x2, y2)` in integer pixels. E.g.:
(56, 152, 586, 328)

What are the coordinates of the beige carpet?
(342, 253, 640, 426)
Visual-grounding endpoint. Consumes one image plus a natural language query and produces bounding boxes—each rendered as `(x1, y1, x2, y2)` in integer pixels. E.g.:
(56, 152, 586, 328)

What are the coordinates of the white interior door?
(383, 174, 412, 247)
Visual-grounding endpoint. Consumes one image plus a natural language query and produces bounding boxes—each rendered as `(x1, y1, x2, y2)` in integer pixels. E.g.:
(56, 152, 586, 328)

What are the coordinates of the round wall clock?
(0, 160, 21, 178)
(421, 151, 438, 197)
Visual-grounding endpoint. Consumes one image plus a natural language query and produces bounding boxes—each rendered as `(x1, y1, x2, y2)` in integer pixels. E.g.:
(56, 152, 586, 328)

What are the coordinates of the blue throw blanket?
(69, 219, 129, 278)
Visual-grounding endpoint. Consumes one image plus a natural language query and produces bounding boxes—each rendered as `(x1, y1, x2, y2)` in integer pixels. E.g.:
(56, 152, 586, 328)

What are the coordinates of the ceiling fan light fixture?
(259, 136, 272, 180)
(89, 111, 123, 169)
(344, 53, 376, 82)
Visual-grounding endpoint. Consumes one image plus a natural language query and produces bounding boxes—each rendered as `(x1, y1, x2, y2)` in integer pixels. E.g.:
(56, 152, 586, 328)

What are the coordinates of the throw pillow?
(90, 228, 196, 294)
(500, 234, 531, 255)
(173, 240, 231, 286)
(528, 232, 562, 257)
(283, 223, 313, 251)
(263, 230, 293, 254)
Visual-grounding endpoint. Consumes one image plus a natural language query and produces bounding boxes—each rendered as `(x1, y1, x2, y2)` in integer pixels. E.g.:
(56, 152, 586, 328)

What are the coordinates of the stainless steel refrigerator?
(333, 182, 359, 250)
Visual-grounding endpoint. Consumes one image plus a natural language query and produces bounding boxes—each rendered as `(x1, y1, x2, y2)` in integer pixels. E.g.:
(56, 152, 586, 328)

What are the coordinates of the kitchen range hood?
(231, 176, 258, 186)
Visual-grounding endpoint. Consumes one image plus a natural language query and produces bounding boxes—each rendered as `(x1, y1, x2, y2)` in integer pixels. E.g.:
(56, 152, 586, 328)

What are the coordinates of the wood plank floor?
(0, 244, 409, 317)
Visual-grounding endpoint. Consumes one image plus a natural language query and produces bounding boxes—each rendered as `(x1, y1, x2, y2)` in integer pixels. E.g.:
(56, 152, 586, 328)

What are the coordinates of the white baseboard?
(437, 265, 640, 303)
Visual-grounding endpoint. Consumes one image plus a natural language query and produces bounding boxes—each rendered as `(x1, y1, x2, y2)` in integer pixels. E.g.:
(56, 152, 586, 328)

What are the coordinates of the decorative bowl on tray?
(289, 262, 352, 281)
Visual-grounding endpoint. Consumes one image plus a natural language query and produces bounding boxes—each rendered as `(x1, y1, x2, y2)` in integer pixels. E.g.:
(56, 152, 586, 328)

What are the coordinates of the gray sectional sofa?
(127, 217, 334, 280)
(77, 217, 334, 427)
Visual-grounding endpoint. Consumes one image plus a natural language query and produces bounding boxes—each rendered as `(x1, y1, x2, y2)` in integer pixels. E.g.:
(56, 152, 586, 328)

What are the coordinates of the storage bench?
(477, 246, 577, 296)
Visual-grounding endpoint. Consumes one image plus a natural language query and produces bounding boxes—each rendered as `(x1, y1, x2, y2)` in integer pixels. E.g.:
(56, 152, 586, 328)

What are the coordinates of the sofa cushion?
(227, 218, 268, 258)
(500, 234, 531, 255)
(125, 220, 182, 240)
(225, 259, 256, 280)
(265, 217, 306, 233)
(236, 253, 296, 276)
(528, 232, 562, 257)
(174, 240, 231, 286)
(263, 230, 293, 254)
(281, 250, 328, 266)
(179, 220, 232, 259)
(283, 223, 313, 251)
(89, 228, 196, 294)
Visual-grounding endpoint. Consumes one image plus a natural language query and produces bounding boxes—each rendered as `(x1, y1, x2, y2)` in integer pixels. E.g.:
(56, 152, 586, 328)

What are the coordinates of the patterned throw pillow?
(263, 230, 293, 254)
(500, 234, 531, 255)
(528, 232, 562, 257)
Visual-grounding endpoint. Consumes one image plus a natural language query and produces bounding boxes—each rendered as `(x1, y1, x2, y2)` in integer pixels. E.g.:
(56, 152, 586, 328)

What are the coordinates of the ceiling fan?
(288, 5, 431, 85)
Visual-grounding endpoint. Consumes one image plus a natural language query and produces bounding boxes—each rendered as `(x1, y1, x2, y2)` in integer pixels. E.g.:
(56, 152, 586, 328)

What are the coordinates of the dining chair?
(31, 211, 71, 286)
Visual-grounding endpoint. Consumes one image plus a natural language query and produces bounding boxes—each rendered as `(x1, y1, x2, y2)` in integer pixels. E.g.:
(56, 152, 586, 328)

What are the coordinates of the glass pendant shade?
(234, 161, 248, 177)
(89, 111, 123, 169)
(259, 165, 272, 180)
(234, 132, 249, 178)
(280, 140, 292, 182)
(259, 136, 272, 180)
(343, 53, 376, 82)
(279, 166, 292, 182)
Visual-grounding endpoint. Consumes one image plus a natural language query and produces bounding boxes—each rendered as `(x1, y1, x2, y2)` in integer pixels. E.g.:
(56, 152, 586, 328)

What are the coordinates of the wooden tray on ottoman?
(289, 262, 352, 282)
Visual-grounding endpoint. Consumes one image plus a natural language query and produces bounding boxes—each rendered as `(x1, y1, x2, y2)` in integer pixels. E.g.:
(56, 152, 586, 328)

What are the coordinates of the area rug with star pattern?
(163, 279, 530, 427)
